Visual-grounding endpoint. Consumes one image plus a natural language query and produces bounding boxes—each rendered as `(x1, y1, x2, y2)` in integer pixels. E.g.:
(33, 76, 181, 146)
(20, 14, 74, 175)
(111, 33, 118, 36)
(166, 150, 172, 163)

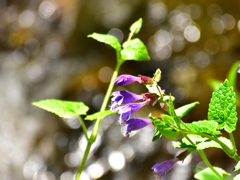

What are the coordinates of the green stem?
(183, 134, 224, 180)
(75, 59, 122, 180)
(198, 150, 225, 180)
(77, 115, 89, 140)
(90, 61, 122, 141)
(75, 142, 92, 180)
(230, 132, 237, 154)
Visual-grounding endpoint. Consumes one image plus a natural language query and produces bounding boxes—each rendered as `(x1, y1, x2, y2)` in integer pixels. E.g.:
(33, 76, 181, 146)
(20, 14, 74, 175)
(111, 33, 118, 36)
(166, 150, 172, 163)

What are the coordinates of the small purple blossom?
(115, 75, 142, 86)
(152, 159, 178, 180)
(118, 101, 148, 125)
(125, 118, 152, 137)
(237, 68, 240, 74)
(110, 91, 143, 111)
(115, 75, 153, 86)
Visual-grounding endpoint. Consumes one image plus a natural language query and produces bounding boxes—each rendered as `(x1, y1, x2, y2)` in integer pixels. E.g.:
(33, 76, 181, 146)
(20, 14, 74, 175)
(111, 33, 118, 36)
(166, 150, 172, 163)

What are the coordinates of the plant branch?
(75, 56, 122, 180)
(77, 115, 89, 140)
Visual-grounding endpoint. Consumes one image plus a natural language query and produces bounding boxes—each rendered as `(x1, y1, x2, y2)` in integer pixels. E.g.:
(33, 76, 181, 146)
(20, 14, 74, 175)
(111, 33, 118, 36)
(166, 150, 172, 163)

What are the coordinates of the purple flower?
(118, 101, 148, 125)
(110, 91, 143, 111)
(125, 118, 152, 137)
(237, 68, 240, 74)
(115, 75, 153, 86)
(152, 159, 178, 180)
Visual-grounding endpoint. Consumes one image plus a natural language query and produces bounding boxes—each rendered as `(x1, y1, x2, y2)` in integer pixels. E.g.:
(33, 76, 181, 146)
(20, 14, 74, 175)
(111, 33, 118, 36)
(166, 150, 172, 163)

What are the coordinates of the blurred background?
(0, 0, 240, 179)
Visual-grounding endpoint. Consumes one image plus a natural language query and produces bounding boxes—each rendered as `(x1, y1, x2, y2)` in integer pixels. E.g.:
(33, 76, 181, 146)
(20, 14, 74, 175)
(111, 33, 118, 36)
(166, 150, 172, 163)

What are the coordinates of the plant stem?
(230, 132, 237, 154)
(183, 134, 224, 180)
(198, 149, 225, 180)
(77, 115, 89, 140)
(90, 61, 122, 141)
(75, 60, 122, 180)
(75, 142, 92, 180)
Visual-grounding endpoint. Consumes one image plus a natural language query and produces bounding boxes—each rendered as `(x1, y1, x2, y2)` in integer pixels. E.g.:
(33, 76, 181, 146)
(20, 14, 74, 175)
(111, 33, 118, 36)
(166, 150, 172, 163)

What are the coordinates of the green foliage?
(153, 68, 161, 83)
(161, 114, 176, 125)
(32, 99, 89, 119)
(150, 116, 178, 141)
(233, 161, 240, 172)
(234, 174, 240, 180)
(208, 79, 222, 90)
(85, 110, 116, 121)
(88, 33, 121, 51)
(194, 167, 230, 180)
(172, 134, 232, 150)
(129, 18, 143, 35)
(208, 79, 238, 133)
(168, 95, 181, 127)
(120, 38, 150, 61)
(181, 120, 221, 135)
(88, 19, 150, 63)
(175, 102, 199, 119)
(227, 61, 240, 91)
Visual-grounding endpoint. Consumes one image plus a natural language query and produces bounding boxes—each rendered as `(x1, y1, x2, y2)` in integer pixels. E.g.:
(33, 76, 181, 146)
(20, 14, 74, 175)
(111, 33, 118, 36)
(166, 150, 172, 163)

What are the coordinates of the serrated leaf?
(172, 134, 206, 149)
(172, 135, 232, 151)
(194, 167, 230, 180)
(88, 33, 121, 51)
(196, 137, 232, 150)
(233, 161, 240, 172)
(120, 38, 150, 61)
(175, 102, 199, 119)
(85, 110, 116, 121)
(153, 68, 161, 83)
(32, 99, 89, 119)
(208, 79, 238, 133)
(130, 18, 143, 34)
(150, 116, 178, 140)
(181, 120, 221, 135)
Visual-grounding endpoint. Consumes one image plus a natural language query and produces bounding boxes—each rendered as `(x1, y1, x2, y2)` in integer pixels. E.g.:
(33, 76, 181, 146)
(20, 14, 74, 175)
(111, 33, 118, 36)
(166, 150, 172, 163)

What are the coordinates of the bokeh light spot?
(108, 151, 125, 171)
(184, 26, 200, 42)
(87, 162, 104, 179)
(39, 1, 56, 19)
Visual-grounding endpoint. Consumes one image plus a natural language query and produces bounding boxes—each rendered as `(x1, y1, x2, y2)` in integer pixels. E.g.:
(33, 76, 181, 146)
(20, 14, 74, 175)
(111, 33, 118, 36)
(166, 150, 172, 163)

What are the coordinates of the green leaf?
(208, 79, 222, 90)
(181, 120, 221, 135)
(194, 167, 230, 180)
(175, 102, 200, 119)
(32, 99, 89, 119)
(85, 110, 116, 121)
(227, 61, 240, 91)
(130, 18, 143, 34)
(161, 114, 175, 125)
(233, 161, 240, 172)
(120, 38, 150, 61)
(145, 85, 165, 97)
(208, 79, 238, 133)
(196, 137, 232, 150)
(150, 116, 178, 140)
(152, 127, 162, 142)
(168, 94, 181, 127)
(172, 135, 232, 150)
(88, 33, 121, 51)
(234, 174, 240, 180)
(152, 68, 161, 83)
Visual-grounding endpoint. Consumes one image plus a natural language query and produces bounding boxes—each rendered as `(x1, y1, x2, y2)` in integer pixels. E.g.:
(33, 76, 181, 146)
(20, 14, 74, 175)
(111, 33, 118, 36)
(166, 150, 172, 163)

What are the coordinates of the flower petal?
(125, 118, 152, 137)
(152, 159, 178, 180)
(115, 75, 141, 86)
(118, 101, 148, 124)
